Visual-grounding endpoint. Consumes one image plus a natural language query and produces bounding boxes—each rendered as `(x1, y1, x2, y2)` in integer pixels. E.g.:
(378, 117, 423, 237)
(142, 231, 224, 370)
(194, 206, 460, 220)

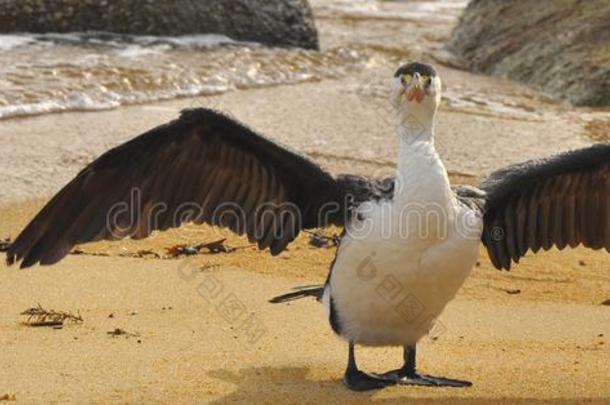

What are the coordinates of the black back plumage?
(480, 144, 610, 270)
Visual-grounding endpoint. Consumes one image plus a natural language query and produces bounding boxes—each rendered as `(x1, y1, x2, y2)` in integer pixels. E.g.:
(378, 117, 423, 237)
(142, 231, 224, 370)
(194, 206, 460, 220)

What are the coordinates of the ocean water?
(0, 0, 467, 120)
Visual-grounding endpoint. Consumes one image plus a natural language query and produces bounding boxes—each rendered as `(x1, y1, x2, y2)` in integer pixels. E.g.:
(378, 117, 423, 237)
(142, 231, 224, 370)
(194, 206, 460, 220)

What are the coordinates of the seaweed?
(20, 304, 83, 327)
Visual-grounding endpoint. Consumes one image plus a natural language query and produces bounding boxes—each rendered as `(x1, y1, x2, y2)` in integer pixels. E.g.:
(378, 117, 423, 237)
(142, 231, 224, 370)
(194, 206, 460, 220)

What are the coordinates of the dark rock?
(0, 0, 319, 50)
(447, 0, 610, 106)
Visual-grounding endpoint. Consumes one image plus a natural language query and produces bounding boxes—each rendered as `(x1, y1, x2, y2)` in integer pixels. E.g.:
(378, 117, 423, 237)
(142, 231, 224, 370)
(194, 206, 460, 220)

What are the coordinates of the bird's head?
(390, 62, 441, 133)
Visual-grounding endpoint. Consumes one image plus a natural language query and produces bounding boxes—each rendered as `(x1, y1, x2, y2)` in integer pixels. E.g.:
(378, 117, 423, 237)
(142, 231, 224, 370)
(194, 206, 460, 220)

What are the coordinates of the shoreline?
(0, 69, 595, 204)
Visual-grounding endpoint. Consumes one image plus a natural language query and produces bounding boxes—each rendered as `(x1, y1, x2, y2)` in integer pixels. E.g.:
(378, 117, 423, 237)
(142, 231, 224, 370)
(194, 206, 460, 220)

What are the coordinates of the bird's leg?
(376, 344, 472, 387)
(343, 342, 394, 391)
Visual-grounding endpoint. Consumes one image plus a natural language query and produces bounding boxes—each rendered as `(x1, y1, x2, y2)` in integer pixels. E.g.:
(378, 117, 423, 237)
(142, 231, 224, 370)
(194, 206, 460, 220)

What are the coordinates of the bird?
(5, 62, 610, 391)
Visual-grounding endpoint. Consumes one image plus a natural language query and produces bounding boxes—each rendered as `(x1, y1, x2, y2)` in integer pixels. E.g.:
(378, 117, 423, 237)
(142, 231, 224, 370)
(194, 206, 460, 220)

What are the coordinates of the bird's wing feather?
(7, 108, 354, 269)
(480, 144, 610, 270)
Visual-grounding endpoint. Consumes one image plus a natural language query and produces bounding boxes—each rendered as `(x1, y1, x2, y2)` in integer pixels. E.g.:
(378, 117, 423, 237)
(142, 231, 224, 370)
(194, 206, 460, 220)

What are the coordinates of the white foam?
(0, 93, 121, 119)
(0, 26, 366, 120)
(0, 83, 237, 120)
(1, 32, 244, 51)
(0, 35, 37, 52)
(146, 34, 242, 48)
(114, 45, 167, 58)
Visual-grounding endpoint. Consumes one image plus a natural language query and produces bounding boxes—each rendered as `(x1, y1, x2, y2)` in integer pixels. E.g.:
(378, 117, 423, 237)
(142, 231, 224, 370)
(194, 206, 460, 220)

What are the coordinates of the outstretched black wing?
(481, 144, 610, 270)
(7, 108, 380, 269)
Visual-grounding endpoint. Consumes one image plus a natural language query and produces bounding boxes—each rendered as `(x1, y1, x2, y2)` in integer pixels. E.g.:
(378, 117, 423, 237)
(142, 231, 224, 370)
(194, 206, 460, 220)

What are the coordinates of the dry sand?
(1, 195, 609, 403)
(0, 256, 609, 404)
(1, 19, 610, 404)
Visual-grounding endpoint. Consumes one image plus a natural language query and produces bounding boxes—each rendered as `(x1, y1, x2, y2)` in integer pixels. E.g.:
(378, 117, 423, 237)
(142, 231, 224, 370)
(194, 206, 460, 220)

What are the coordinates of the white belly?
(325, 200, 482, 346)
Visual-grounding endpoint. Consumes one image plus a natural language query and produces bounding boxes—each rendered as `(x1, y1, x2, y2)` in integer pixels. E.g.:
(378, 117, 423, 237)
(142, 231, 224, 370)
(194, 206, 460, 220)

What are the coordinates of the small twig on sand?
(107, 328, 140, 339)
(196, 238, 239, 254)
(20, 304, 83, 327)
(165, 238, 253, 257)
(120, 250, 161, 259)
(492, 286, 522, 295)
(71, 249, 160, 259)
(69, 239, 254, 261)
(165, 244, 202, 257)
(71, 249, 109, 257)
(196, 238, 254, 254)
(304, 230, 340, 248)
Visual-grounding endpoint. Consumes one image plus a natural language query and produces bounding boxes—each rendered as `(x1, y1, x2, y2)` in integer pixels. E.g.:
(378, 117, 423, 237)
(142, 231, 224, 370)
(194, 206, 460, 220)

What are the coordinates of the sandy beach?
(0, 220, 609, 403)
(1, 0, 609, 403)
(1, 92, 609, 401)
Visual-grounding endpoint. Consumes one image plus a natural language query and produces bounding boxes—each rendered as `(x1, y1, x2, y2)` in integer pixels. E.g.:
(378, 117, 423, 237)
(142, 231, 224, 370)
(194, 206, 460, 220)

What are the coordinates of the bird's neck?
(394, 123, 453, 209)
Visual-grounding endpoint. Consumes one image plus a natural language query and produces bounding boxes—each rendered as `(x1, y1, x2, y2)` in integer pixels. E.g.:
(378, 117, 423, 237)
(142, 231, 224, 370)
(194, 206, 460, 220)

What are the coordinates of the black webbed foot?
(342, 343, 471, 391)
(376, 368, 471, 387)
(344, 368, 395, 391)
(374, 344, 472, 388)
(344, 341, 395, 391)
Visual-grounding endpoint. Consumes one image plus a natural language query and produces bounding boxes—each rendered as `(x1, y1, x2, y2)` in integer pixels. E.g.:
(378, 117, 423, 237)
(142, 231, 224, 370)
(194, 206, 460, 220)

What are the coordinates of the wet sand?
(0, 72, 594, 202)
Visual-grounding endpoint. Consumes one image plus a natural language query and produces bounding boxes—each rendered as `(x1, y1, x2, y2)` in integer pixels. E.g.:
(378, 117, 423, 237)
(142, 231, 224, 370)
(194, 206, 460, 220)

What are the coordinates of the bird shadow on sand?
(206, 366, 602, 404)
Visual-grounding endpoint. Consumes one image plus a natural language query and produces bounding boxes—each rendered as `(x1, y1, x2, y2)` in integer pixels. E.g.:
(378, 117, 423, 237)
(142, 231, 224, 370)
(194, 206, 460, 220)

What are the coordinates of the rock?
(0, 0, 318, 50)
(447, 0, 610, 106)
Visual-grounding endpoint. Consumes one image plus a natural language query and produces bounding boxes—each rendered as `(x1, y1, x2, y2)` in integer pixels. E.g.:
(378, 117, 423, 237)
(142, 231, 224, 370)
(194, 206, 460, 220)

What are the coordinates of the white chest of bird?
(326, 140, 482, 347)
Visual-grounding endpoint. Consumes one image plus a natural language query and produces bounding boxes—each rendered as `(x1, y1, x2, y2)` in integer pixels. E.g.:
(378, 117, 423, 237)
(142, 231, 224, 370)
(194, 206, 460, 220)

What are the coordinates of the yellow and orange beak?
(402, 73, 428, 103)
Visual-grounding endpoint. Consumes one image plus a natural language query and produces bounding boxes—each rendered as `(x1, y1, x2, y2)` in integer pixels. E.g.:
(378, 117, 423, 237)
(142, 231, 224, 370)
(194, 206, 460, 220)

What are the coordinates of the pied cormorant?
(6, 62, 610, 391)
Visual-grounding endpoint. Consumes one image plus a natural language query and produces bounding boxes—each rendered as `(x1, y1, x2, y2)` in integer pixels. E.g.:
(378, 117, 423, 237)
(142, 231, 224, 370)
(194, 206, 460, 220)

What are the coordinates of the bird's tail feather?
(269, 284, 324, 303)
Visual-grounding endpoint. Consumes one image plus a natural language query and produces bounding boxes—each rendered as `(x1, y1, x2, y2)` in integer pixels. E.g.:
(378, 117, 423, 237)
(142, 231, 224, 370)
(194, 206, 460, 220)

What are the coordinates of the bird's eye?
(401, 74, 412, 84)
